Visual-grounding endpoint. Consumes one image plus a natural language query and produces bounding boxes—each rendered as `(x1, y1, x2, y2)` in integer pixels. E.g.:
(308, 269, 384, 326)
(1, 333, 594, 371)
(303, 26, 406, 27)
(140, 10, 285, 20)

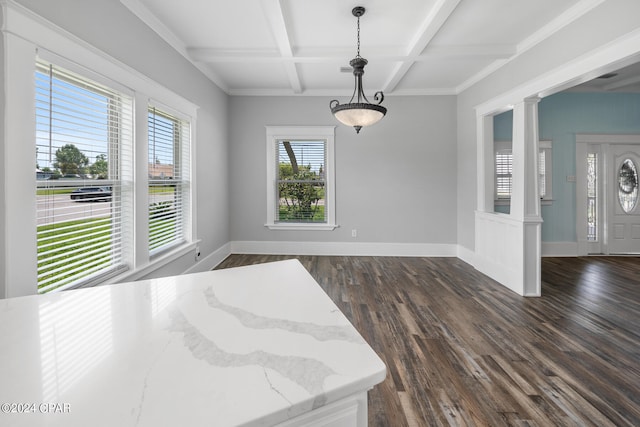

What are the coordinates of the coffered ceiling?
(121, 0, 636, 96)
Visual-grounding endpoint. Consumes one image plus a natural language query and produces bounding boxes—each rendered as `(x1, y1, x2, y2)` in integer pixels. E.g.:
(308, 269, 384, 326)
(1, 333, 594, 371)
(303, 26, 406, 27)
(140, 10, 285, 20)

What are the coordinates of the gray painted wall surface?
(0, 19, 5, 298)
(456, 0, 640, 253)
(12, 0, 230, 276)
(229, 95, 458, 244)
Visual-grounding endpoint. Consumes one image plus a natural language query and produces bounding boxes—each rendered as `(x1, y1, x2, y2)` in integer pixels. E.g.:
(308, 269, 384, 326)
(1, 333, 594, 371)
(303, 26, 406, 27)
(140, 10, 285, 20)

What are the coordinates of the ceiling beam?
(260, 0, 302, 93)
(187, 48, 282, 62)
(188, 44, 514, 63)
(382, 0, 462, 93)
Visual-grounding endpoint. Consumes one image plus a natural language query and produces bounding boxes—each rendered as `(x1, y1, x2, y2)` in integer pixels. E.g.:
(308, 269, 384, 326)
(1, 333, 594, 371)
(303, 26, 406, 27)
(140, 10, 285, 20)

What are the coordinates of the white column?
(511, 97, 543, 296)
(511, 97, 541, 219)
(476, 114, 495, 213)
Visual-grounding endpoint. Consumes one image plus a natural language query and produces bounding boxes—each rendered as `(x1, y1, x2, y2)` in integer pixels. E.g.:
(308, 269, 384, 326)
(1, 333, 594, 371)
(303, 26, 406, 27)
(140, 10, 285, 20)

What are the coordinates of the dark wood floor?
(216, 255, 640, 426)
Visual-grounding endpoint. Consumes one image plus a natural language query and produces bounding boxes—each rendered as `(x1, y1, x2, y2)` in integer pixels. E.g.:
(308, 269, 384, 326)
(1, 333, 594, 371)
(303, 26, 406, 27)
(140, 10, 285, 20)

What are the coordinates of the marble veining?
(168, 308, 333, 407)
(203, 286, 364, 343)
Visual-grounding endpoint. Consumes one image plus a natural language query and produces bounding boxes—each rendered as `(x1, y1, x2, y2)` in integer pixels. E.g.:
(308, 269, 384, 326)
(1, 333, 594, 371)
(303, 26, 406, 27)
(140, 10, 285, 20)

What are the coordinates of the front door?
(609, 145, 640, 254)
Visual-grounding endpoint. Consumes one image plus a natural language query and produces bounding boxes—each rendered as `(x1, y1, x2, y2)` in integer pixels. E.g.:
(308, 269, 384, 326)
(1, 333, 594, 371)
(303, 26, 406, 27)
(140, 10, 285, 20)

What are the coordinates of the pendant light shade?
(330, 7, 387, 134)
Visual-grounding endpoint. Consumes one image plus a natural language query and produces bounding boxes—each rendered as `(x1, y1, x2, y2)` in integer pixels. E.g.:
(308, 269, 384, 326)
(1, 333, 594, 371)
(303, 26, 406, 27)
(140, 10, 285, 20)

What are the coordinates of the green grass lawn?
(36, 188, 73, 196)
(37, 216, 113, 291)
(149, 217, 177, 251)
(37, 193, 180, 292)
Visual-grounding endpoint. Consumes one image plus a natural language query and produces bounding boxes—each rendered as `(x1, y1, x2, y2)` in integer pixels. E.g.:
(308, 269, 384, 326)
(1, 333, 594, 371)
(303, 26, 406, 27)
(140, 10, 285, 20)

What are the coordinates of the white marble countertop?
(0, 260, 386, 426)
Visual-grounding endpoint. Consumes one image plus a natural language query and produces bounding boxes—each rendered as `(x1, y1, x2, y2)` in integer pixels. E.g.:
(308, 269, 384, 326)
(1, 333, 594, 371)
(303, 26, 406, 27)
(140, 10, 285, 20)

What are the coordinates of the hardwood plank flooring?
(215, 255, 640, 426)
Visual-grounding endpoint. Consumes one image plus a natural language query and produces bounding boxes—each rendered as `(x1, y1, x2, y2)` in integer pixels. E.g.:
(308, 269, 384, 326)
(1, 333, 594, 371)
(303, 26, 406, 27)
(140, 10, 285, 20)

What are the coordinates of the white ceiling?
(121, 0, 639, 96)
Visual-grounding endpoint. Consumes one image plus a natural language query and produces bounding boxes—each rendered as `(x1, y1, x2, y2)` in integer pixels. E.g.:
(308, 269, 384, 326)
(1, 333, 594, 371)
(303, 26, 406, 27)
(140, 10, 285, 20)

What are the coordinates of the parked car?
(70, 187, 112, 202)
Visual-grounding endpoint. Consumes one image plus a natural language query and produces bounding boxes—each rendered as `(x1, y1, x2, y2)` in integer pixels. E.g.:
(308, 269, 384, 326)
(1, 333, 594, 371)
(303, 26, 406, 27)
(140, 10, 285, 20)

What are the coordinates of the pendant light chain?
(356, 14, 361, 58)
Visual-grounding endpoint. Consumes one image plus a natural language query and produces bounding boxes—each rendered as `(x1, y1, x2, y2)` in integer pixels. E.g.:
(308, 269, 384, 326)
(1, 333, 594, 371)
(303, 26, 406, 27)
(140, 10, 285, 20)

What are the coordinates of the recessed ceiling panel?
(139, 0, 277, 49)
(284, 0, 438, 50)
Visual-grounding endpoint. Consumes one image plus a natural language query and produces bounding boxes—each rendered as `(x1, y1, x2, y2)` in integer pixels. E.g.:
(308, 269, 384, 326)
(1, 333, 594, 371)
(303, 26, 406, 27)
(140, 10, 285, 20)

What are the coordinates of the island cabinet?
(0, 259, 386, 427)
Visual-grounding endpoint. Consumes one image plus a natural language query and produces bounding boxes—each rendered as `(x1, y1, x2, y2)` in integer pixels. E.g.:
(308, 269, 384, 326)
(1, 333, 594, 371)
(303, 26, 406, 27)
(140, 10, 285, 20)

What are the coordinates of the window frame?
(147, 104, 192, 257)
(265, 126, 337, 231)
(494, 140, 553, 206)
(34, 59, 134, 293)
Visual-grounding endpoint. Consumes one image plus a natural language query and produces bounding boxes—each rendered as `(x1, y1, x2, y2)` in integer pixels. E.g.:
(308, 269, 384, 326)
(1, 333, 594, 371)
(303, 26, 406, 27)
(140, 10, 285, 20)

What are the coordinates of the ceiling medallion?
(330, 6, 387, 134)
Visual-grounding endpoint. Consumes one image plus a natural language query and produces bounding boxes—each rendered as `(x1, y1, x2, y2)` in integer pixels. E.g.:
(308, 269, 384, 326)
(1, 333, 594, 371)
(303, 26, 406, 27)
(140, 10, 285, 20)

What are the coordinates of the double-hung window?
(265, 126, 336, 230)
(148, 106, 191, 254)
(494, 140, 553, 204)
(35, 60, 133, 293)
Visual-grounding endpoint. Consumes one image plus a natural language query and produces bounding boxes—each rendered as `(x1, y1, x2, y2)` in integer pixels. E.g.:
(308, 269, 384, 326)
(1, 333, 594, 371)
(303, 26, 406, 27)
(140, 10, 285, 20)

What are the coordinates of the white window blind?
(148, 106, 190, 254)
(35, 61, 133, 293)
(494, 141, 552, 201)
(495, 149, 513, 198)
(275, 140, 327, 223)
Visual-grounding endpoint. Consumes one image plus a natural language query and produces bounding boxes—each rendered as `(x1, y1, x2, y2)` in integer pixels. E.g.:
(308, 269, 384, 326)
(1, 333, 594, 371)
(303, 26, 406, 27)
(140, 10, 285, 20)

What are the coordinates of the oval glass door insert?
(618, 158, 639, 213)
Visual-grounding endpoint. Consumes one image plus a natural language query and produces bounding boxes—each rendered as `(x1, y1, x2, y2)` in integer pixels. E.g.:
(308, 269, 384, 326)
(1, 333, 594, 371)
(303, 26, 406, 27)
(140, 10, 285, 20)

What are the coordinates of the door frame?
(576, 134, 640, 255)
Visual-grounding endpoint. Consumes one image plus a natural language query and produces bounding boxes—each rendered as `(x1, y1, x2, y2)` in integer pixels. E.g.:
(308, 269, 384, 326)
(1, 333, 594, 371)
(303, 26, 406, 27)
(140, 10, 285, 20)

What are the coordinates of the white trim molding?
(183, 242, 232, 274)
(230, 241, 458, 257)
(265, 126, 337, 231)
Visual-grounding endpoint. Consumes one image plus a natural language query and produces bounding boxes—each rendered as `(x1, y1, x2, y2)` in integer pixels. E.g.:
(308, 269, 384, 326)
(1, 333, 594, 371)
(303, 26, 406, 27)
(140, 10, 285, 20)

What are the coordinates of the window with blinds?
(494, 141, 553, 201)
(275, 140, 326, 223)
(148, 106, 190, 254)
(35, 61, 133, 293)
(495, 149, 513, 199)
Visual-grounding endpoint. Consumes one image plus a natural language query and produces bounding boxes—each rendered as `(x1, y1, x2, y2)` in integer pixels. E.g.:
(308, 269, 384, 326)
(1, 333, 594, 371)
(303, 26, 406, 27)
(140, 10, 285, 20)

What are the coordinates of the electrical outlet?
(195, 246, 201, 261)
(351, 229, 357, 238)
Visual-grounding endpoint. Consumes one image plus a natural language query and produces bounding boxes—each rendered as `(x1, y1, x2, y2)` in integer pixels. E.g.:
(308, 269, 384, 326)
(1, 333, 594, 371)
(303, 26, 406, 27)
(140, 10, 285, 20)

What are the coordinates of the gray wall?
(0, 16, 5, 298)
(13, 0, 230, 275)
(456, 0, 640, 253)
(229, 95, 458, 245)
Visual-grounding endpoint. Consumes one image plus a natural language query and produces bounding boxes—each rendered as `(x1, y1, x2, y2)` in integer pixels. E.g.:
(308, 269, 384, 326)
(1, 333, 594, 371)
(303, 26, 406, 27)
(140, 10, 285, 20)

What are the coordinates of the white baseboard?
(456, 245, 476, 266)
(230, 241, 458, 257)
(183, 242, 232, 274)
(541, 241, 578, 257)
(187, 240, 578, 276)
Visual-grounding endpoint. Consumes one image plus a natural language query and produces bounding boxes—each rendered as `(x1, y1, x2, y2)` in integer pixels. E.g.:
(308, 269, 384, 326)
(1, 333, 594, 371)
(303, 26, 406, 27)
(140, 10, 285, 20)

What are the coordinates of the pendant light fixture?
(330, 6, 386, 134)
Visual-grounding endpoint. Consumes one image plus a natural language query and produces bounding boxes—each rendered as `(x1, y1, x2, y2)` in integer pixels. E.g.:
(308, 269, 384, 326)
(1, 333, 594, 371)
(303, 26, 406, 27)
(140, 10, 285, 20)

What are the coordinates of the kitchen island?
(0, 259, 386, 426)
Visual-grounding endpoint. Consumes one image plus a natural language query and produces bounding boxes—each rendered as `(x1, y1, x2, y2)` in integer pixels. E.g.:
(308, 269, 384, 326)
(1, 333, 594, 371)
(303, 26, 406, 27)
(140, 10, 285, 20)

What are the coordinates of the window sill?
(108, 240, 200, 284)
(265, 223, 338, 231)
